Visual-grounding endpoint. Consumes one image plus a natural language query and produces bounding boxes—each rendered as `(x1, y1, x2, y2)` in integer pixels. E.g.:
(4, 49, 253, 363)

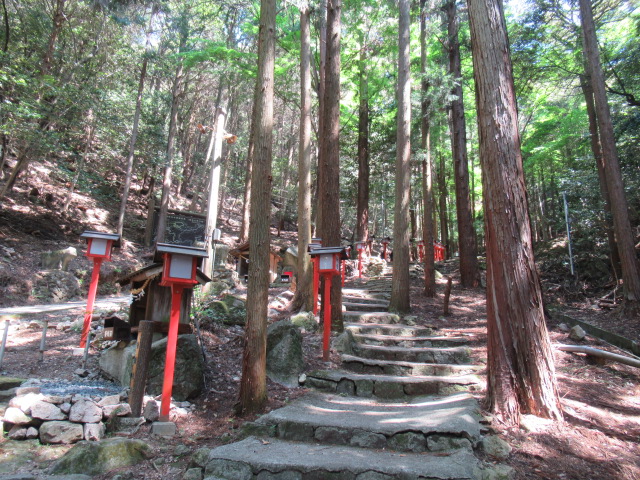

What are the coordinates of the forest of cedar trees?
(1, 0, 640, 426)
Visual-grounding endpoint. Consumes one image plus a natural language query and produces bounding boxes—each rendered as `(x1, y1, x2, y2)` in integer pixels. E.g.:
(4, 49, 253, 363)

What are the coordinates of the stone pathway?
(0, 295, 130, 318)
(205, 266, 510, 479)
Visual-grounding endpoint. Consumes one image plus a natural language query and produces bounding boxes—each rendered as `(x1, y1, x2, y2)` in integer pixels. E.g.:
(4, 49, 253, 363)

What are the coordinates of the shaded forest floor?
(1, 158, 639, 479)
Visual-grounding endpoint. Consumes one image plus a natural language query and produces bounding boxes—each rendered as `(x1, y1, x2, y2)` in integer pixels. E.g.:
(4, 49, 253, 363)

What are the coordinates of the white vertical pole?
(563, 192, 575, 277)
(0, 320, 9, 368)
(39, 319, 49, 362)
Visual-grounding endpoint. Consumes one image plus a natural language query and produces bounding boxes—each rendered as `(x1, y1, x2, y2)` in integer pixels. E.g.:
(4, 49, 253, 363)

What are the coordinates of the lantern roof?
(80, 230, 121, 247)
(155, 243, 209, 258)
(308, 246, 349, 259)
(117, 262, 211, 286)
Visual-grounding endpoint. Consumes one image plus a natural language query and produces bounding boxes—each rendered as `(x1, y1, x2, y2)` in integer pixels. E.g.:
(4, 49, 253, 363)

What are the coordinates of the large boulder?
(266, 321, 304, 387)
(49, 438, 151, 476)
(99, 341, 137, 387)
(41, 247, 77, 271)
(32, 270, 81, 303)
(99, 335, 204, 401)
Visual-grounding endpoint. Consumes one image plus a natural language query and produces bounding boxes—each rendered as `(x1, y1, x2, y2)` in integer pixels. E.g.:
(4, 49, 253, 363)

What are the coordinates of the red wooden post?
(313, 257, 320, 315)
(80, 257, 103, 348)
(341, 259, 346, 286)
(160, 284, 184, 420)
(155, 243, 207, 422)
(322, 273, 332, 361)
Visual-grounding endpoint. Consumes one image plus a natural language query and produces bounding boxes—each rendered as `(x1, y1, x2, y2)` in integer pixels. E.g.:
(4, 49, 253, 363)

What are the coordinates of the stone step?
(352, 333, 473, 348)
(342, 294, 390, 304)
(343, 311, 400, 324)
(248, 392, 481, 451)
(342, 301, 390, 312)
(341, 354, 483, 377)
(305, 369, 482, 399)
(205, 437, 481, 480)
(345, 322, 435, 337)
(353, 343, 472, 364)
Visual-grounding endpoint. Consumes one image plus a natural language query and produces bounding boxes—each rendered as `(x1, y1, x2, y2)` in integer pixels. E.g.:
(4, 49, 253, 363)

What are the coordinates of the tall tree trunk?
(156, 60, 184, 244)
(390, 0, 411, 313)
(438, 150, 449, 257)
(578, 40, 627, 289)
(0, 149, 28, 198)
(579, 73, 621, 279)
(217, 148, 231, 218)
(42, 0, 66, 75)
(239, 101, 257, 243)
(292, 4, 314, 312)
(117, 6, 157, 237)
(217, 93, 238, 216)
(355, 31, 370, 244)
(445, 0, 478, 287)
(0, 135, 7, 180)
(1, 0, 9, 54)
(62, 110, 95, 212)
(316, 0, 328, 238)
(580, 0, 640, 304)
(201, 107, 227, 284)
(468, 0, 562, 425)
(237, 0, 276, 415)
(319, 0, 343, 330)
(421, 0, 436, 297)
(278, 124, 296, 236)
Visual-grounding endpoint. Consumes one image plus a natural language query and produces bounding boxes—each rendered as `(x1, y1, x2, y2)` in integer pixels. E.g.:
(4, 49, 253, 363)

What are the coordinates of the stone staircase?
(204, 267, 507, 480)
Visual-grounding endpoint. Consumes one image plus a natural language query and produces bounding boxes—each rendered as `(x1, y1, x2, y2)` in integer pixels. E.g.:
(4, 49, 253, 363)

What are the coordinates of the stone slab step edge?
(341, 353, 483, 377)
(342, 302, 390, 312)
(248, 391, 483, 446)
(353, 343, 472, 364)
(342, 294, 391, 305)
(305, 369, 483, 399)
(343, 312, 400, 324)
(205, 436, 483, 480)
(352, 333, 473, 348)
(345, 322, 435, 337)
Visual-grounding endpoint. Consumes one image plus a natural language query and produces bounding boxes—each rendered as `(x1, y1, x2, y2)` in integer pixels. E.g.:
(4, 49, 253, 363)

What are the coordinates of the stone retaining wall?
(1, 386, 169, 444)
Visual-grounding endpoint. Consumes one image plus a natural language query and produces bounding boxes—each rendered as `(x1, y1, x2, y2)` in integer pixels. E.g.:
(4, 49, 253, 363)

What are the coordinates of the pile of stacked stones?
(2, 385, 163, 444)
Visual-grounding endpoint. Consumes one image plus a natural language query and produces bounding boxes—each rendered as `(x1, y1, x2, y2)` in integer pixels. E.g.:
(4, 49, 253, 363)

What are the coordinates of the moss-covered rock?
(49, 438, 151, 476)
(290, 312, 318, 332)
(266, 321, 304, 387)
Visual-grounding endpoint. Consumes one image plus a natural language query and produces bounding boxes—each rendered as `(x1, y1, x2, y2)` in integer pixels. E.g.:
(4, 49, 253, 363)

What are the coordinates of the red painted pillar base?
(80, 258, 103, 348)
(322, 273, 332, 361)
(358, 252, 363, 278)
(159, 284, 184, 421)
